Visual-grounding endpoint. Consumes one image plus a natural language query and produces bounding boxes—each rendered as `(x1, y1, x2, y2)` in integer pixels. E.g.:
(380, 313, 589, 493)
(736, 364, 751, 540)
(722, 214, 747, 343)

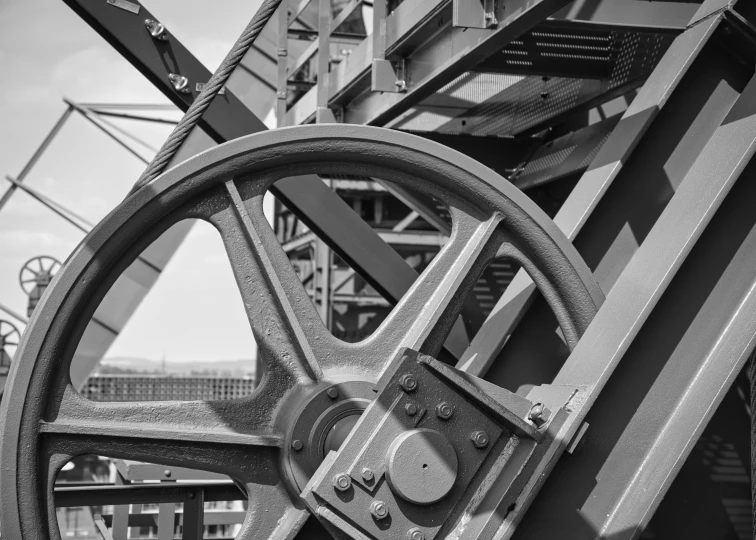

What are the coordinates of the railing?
(55, 460, 246, 540)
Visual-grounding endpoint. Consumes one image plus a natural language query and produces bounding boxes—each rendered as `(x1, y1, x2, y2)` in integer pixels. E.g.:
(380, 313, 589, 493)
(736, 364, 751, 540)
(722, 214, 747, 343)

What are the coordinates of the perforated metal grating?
(393, 24, 674, 137)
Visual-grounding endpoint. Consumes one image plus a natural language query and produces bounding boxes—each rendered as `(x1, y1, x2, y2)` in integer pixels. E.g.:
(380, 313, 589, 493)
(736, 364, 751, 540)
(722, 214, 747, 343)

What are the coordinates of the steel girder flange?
(0, 125, 603, 540)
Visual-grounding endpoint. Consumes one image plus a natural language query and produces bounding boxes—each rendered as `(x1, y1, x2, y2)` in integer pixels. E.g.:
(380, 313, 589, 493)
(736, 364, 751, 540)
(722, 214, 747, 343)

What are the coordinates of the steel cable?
(128, 0, 283, 196)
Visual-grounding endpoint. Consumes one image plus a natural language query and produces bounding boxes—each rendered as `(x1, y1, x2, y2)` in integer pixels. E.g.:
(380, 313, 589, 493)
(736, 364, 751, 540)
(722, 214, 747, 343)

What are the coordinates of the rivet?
(436, 402, 454, 420)
(333, 473, 351, 491)
(291, 439, 303, 451)
(407, 528, 425, 540)
(399, 373, 418, 392)
(528, 403, 550, 427)
(361, 467, 375, 481)
(164, 469, 172, 478)
(370, 500, 389, 519)
(187, 491, 195, 499)
(327, 387, 339, 399)
(405, 402, 418, 416)
(470, 430, 489, 448)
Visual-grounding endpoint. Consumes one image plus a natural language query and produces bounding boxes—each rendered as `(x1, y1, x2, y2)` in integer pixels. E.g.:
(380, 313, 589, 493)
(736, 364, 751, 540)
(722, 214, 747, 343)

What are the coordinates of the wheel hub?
(286, 380, 374, 492)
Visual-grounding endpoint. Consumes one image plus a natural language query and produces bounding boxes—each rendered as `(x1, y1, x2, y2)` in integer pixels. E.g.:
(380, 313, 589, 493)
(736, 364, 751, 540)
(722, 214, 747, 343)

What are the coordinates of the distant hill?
(98, 357, 256, 378)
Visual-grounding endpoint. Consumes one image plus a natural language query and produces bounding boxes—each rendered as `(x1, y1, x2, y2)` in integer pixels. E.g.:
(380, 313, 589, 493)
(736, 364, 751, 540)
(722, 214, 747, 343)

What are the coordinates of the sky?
(0, 0, 268, 364)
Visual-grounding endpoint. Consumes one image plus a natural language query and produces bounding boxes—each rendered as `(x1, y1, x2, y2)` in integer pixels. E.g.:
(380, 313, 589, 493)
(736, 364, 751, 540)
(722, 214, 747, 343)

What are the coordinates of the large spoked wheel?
(0, 125, 603, 540)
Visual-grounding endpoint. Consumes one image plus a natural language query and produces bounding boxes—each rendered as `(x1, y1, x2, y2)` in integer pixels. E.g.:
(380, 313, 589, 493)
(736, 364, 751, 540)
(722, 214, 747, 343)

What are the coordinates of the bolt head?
(436, 402, 454, 420)
(333, 473, 351, 492)
(361, 468, 375, 481)
(407, 528, 425, 540)
(163, 469, 172, 478)
(528, 403, 550, 427)
(370, 500, 389, 519)
(471, 430, 489, 448)
(326, 387, 339, 399)
(405, 402, 418, 416)
(291, 439, 303, 451)
(399, 373, 418, 392)
(187, 491, 195, 499)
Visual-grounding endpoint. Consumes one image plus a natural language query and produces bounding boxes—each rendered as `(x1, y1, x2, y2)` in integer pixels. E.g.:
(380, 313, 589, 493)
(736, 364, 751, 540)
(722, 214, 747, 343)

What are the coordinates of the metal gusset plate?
(301, 349, 579, 540)
(0, 125, 601, 540)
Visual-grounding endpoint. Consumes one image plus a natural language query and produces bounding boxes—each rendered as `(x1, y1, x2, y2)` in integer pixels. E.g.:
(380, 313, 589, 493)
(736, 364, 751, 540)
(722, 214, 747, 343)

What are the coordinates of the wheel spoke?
(372, 210, 503, 362)
(43, 386, 282, 482)
(236, 491, 309, 540)
(214, 179, 335, 383)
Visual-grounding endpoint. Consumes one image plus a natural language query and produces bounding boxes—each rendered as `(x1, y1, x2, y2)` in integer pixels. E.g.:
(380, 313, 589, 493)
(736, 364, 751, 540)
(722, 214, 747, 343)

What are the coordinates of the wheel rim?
(0, 124, 603, 540)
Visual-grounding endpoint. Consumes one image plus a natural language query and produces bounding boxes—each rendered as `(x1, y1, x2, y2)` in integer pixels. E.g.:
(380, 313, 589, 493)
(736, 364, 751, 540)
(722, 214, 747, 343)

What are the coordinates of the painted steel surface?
(0, 125, 601, 539)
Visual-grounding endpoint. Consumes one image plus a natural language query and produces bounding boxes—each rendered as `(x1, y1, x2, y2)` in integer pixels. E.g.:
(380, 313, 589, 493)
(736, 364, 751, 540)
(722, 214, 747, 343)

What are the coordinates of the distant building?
(82, 374, 255, 402)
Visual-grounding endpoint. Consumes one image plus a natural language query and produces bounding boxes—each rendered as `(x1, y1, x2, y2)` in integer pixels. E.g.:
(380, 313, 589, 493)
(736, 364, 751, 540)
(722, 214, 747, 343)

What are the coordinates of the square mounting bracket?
(301, 348, 581, 540)
(453, 0, 501, 29)
(372, 59, 407, 93)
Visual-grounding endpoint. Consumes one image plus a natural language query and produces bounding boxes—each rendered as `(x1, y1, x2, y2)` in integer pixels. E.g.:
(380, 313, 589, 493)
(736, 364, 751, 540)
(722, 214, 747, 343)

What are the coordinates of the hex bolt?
(361, 468, 375, 481)
(291, 439, 304, 451)
(528, 403, 550, 427)
(405, 402, 418, 416)
(399, 373, 418, 392)
(327, 387, 339, 399)
(333, 473, 352, 492)
(470, 430, 489, 448)
(436, 402, 454, 420)
(407, 528, 425, 540)
(168, 73, 191, 94)
(144, 18, 168, 40)
(370, 500, 389, 520)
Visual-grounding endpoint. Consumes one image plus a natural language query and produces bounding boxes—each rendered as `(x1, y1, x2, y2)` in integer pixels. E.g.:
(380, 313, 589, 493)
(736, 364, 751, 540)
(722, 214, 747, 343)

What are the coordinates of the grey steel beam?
(512, 50, 756, 540)
(84, 109, 179, 125)
(284, 229, 448, 252)
(288, 0, 575, 126)
(458, 15, 723, 379)
(0, 301, 28, 326)
(101, 511, 246, 528)
(61, 0, 430, 315)
(54, 482, 244, 507)
(512, 114, 621, 190)
(66, 99, 149, 164)
(0, 105, 73, 213)
(286, 0, 689, 127)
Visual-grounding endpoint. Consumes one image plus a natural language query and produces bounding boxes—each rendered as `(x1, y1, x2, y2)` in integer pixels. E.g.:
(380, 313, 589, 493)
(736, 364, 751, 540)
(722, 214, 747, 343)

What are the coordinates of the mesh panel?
(412, 27, 673, 137)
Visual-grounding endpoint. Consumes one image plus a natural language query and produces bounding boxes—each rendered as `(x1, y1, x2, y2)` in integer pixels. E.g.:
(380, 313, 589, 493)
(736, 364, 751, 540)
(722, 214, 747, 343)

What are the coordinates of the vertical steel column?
(181, 488, 205, 540)
(156, 478, 177, 540)
(276, 0, 290, 127)
(314, 0, 334, 329)
(110, 470, 130, 540)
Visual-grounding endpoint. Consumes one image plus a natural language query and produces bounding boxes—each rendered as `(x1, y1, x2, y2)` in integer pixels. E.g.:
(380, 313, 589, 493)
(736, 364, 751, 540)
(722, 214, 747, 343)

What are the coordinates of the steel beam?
(458, 15, 724, 379)
(61, 0, 440, 324)
(288, 0, 575, 126)
(512, 51, 756, 540)
(0, 105, 73, 213)
(54, 482, 244, 507)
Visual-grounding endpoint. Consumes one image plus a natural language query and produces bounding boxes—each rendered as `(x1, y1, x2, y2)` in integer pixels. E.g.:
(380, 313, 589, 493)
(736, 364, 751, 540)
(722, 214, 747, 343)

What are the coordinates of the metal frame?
(7, 0, 756, 538)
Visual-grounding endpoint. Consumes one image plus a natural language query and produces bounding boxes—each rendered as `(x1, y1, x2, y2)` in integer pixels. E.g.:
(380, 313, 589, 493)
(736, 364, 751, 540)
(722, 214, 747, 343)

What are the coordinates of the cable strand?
(128, 0, 283, 196)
